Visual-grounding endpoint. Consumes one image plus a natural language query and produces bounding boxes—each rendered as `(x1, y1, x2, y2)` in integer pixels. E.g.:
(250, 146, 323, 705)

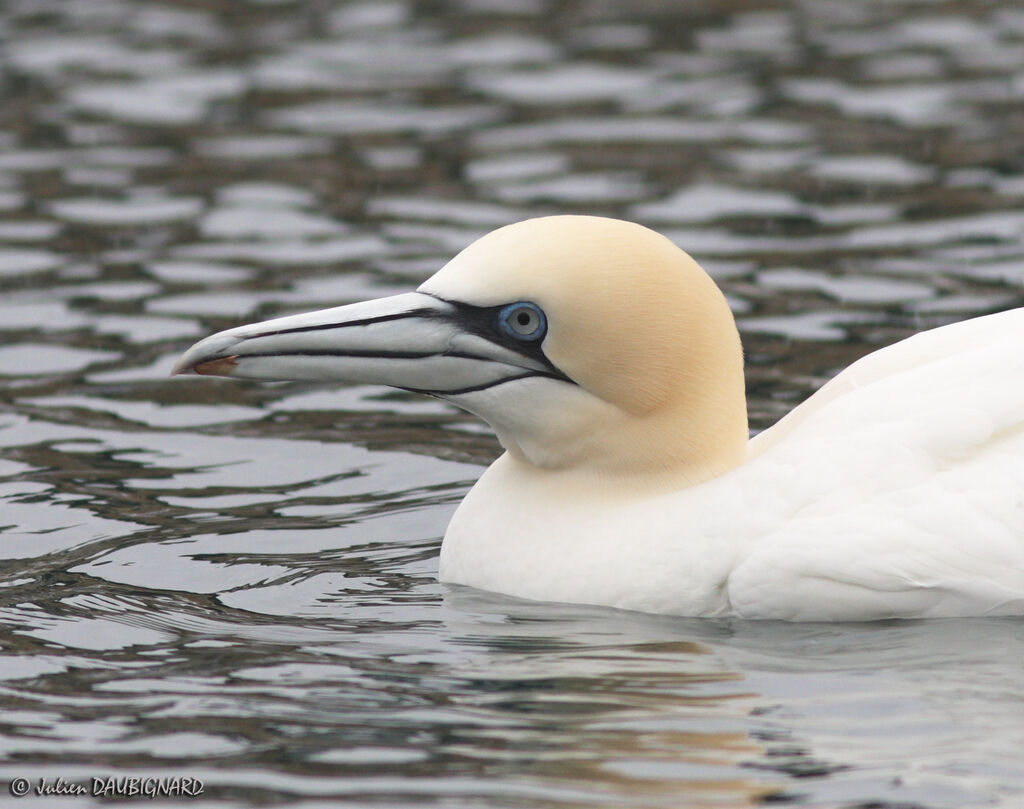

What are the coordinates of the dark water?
(1, 0, 1024, 806)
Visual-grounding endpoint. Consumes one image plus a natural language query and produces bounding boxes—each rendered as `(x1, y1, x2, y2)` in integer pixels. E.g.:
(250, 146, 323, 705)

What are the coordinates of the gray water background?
(1, 0, 1024, 806)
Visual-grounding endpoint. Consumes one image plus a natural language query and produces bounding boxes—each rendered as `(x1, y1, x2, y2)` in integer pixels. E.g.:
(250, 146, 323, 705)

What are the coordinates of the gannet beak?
(172, 291, 566, 395)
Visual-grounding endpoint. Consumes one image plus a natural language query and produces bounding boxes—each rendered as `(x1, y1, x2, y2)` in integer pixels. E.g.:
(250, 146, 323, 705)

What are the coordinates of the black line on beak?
(243, 295, 575, 386)
(401, 370, 567, 397)
(248, 306, 439, 339)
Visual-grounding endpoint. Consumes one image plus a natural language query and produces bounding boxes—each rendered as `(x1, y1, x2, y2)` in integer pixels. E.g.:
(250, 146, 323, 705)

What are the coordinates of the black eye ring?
(497, 302, 546, 342)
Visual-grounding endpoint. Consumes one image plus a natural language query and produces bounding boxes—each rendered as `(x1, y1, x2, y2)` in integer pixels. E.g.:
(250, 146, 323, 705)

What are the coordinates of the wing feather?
(729, 309, 1024, 620)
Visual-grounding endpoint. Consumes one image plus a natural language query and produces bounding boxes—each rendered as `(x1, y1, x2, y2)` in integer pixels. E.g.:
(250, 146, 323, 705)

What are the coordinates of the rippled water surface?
(2, 0, 1024, 806)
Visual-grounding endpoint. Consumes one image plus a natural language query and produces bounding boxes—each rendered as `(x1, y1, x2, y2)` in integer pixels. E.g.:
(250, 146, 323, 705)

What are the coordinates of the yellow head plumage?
(421, 216, 748, 487)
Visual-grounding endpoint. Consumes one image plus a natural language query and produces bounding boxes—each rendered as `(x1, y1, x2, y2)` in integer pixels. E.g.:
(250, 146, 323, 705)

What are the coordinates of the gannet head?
(174, 216, 748, 488)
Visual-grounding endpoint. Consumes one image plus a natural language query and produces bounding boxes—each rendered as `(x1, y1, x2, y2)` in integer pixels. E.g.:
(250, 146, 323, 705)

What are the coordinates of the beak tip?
(172, 330, 245, 378)
(169, 359, 191, 377)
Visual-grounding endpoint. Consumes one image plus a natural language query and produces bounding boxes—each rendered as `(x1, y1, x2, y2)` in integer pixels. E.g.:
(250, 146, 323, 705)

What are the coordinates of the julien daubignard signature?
(9, 776, 204, 798)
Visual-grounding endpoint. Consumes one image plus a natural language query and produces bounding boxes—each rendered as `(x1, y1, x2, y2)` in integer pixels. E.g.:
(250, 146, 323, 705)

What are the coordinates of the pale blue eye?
(497, 302, 546, 341)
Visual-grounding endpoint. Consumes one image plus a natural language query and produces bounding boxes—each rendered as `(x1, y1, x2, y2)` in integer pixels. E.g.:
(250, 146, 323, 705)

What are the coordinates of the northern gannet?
(174, 216, 1024, 621)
